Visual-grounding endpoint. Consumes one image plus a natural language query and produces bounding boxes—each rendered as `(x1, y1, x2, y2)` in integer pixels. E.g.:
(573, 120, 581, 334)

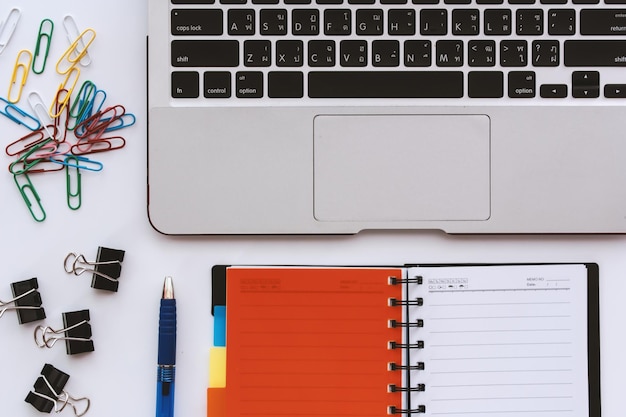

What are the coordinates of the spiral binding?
(388, 274, 426, 415)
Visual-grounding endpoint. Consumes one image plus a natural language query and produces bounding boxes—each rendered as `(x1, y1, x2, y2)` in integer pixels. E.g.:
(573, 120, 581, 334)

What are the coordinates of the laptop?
(147, 1, 626, 234)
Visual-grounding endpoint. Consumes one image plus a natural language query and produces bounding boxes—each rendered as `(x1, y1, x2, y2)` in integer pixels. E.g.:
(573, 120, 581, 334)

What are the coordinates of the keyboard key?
(172, 71, 199, 98)
(564, 41, 626, 66)
(580, 9, 626, 35)
(468, 71, 504, 98)
(244, 40, 271, 67)
(516, 9, 544, 35)
(540, 84, 568, 98)
(276, 40, 304, 67)
(548, 9, 575, 35)
(236, 72, 263, 98)
(324, 9, 352, 35)
(292, 10, 320, 35)
(356, 9, 384, 35)
(260, 9, 288, 35)
(308, 40, 336, 66)
(484, 9, 512, 35)
(500, 40, 528, 67)
(172, 40, 239, 67)
(572, 71, 600, 98)
(436, 40, 464, 66)
(171, 9, 223, 35)
(606, 0, 626, 3)
(604, 84, 626, 98)
(420, 9, 447, 35)
(508, 71, 536, 98)
(372, 40, 400, 66)
(532, 40, 559, 66)
(268, 72, 304, 98)
(228, 9, 255, 35)
(388, 10, 416, 35)
(308, 71, 463, 98)
(340, 40, 368, 66)
(468, 40, 496, 66)
(204, 72, 231, 98)
(172, 0, 215, 3)
(452, 9, 480, 35)
(285, 0, 311, 3)
(404, 40, 432, 66)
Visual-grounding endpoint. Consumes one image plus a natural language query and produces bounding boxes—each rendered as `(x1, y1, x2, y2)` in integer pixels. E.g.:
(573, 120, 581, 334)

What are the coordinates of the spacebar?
(308, 71, 464, 98)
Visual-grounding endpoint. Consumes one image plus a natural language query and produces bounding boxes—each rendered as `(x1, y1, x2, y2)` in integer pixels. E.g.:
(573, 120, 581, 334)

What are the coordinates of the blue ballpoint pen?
(156, 276, 177, 417)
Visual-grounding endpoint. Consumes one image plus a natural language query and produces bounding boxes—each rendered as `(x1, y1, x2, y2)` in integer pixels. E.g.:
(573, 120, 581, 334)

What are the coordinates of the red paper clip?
(71, 136, 126, 155)
(5, 125, 58, 156)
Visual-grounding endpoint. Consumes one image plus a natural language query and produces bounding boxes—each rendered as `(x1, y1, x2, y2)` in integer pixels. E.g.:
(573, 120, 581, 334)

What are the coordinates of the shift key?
(172, 40, 239, 67)
(564, 40, 626, 66)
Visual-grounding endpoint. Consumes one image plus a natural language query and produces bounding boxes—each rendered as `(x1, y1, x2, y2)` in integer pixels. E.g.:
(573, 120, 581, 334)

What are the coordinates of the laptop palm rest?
(313, 114, 491, 222)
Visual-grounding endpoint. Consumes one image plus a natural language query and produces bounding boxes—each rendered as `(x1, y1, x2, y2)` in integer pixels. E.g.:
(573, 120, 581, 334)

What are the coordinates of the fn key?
(172, 71, 199, 98)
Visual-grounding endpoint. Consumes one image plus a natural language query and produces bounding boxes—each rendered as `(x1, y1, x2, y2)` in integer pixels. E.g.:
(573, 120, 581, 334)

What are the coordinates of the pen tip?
(162, 276, 174, 299)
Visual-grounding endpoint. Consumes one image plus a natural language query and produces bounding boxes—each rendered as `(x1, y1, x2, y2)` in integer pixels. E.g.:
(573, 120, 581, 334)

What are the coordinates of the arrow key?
(540, 84, 568, 98)
(604, 84, 626, 98)
(572, 71, 599, 98)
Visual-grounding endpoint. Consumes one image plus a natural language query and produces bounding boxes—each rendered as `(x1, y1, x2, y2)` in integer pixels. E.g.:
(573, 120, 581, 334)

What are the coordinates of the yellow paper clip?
(50, 66, 81, 118)
(0, 8, 21, 55)
(8, 50, 32, 103)
(63, 16, 92, 66)
(56, 28, 96, 74)
(33, 19, 54, 74)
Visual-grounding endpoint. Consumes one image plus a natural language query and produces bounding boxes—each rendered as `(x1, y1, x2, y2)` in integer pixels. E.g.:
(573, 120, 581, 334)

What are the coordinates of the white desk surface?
(1, 1, 624, 416)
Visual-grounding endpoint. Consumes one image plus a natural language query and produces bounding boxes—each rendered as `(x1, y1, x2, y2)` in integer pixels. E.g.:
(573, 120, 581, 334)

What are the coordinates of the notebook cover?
(220, 266, 404, 417)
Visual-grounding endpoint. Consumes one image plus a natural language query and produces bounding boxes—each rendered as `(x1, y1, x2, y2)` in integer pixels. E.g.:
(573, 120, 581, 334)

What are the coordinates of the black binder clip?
(64, 246, 125, 292)
(25, 363, 90, 416)
(34, 309, 94, 355)
(0, 278, 46, 324)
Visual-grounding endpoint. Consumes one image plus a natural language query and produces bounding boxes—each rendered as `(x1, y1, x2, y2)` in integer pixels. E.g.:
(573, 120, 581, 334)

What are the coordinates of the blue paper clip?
(50, 155, 103, 172)
(104, 113, 136, 132)
(33, 19, 54, 74)
(66, 156, 82, 210)
(0, 97, 41, 130)
(13, 173, 46, 222)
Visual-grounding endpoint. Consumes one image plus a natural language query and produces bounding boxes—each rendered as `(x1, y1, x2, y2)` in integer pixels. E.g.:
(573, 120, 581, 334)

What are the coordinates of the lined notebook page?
(407, 264, 590, 417)
(225, 267, 404, 417)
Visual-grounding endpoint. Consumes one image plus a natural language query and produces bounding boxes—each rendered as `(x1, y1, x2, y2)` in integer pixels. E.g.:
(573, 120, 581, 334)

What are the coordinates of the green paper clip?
(33, 19, 54, 74)
(66, 156, 82, 210)
(14, 173, 46, 222)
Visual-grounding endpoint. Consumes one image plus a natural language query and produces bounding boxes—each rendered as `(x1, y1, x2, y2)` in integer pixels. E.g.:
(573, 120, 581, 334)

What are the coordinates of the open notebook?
(209, 263, 600, 417)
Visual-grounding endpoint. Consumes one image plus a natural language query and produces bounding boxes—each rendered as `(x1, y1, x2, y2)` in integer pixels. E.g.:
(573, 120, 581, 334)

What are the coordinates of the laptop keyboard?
(169, 1, 626, 101)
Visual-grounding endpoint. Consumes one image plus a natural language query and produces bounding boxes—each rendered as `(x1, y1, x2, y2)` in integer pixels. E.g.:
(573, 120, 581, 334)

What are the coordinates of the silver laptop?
(147, 1, 626, 234)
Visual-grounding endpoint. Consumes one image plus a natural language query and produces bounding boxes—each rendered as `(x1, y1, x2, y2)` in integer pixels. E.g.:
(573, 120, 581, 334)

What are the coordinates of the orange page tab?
(225, 267, 403, 417)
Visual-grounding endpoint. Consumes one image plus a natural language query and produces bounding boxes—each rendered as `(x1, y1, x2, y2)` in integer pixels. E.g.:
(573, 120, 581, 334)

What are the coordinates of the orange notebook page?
(225, 267, 403, 417)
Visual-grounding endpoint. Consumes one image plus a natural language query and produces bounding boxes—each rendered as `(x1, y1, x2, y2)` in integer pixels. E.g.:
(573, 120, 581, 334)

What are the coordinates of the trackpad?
(313, 115, 491, 222)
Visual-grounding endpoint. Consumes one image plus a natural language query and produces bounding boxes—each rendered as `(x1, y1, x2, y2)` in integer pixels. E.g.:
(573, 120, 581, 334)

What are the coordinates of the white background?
(0, 1, 624, 416)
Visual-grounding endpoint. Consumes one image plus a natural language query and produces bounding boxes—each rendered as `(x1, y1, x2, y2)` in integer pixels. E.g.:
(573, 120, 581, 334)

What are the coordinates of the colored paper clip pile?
(2, 13, 135, 222)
